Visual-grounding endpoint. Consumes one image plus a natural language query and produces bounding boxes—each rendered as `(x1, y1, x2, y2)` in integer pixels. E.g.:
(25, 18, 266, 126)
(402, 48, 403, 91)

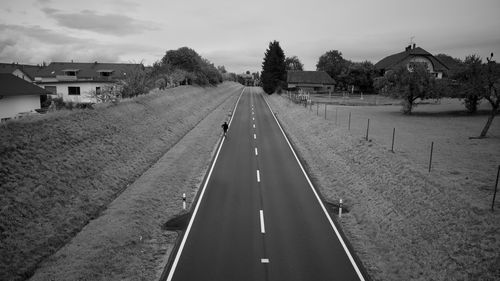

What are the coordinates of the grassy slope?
(0, 82, 243, 281)
(268, 94, 500, 281)
(29, 85, 242, 281)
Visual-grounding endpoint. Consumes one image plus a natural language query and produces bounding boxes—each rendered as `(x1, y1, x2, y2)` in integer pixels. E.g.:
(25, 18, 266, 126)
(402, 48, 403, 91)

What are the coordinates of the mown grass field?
(0, 82, 243, 281)
(269, 94, 500, 281)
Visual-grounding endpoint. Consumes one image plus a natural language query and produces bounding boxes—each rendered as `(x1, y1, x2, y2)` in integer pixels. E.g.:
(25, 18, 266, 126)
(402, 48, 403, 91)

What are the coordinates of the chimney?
(412, 43, 416, 49)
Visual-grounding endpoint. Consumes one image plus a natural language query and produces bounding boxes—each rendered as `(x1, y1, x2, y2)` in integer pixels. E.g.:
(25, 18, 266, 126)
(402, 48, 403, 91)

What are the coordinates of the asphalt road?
(166, 87, 366, 281)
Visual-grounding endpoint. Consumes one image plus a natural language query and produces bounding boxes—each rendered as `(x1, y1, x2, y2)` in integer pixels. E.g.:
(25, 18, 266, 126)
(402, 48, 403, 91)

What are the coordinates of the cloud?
(0, 24, 83, 45)
(0, 23, 161, 65)
(42, 8, 157, 35)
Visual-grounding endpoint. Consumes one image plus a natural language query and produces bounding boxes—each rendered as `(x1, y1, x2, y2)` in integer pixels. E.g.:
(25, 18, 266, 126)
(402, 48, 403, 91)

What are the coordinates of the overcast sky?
(1, 0, 499, 73)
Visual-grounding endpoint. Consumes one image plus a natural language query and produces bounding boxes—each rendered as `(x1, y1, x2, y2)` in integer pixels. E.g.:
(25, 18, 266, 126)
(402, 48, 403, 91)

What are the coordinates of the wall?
(42, 82, 114, 103)
(0, 95, 40, 120)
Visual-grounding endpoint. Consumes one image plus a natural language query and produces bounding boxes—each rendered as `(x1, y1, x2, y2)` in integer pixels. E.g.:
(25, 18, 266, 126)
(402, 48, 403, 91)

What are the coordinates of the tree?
(316, 50, 348, 85)
(380, 63, 438, 114)
(285, 56, 304, 71)
(119, 64, 150, 98)
(155, 47, 222, 86)
(479, 54, 500, 138)
(345, 61, 375, 93)
(261, 40, 286, 94)
(453, 55, 484, 113)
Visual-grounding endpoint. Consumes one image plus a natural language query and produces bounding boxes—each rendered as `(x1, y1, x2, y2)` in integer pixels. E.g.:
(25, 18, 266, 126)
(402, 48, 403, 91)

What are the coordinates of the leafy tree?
(155, 47, 221, 86)
(261, 40, 286, 94)
(453, 55, 484, 113)
(345, 61, 375, 93)
(285, 56, 304, 71)
(217, 65, 227, 74)
(379, 63, 438, 114)
(316, 50, 347, 84)
(119, 64, 150, 98)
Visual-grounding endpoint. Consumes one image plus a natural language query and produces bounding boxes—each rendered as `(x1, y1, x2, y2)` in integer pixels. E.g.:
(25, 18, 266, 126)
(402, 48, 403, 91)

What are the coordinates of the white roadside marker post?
(182, 193, 186, 210)
(339, 199, 343, 218)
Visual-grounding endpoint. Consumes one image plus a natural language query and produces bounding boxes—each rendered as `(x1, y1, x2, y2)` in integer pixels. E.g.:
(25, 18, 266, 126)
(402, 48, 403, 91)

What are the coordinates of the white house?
(34, 62, 144, 103)
(375, 44, 449, 79)
(0, 74, 51, 122)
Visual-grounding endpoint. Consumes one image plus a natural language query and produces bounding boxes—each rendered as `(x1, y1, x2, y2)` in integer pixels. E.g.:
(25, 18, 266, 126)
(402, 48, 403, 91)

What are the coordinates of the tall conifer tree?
(261, 41, 286, 94)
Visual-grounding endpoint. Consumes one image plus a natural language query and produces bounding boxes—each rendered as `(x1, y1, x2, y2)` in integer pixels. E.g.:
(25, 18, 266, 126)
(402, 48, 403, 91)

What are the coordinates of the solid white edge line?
(256, 170, 260, 182)
(259, 210, 265, 234)
(166, 87, 246, 281)
(261, 93, 366, 281)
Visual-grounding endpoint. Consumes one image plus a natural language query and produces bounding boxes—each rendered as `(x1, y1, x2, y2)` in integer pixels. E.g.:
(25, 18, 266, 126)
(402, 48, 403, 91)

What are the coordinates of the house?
(34, 62, 144, 103)
(0, 63, 43, 83)
(0, 74, 51, 122)
(287, 71, 336, 92)
(375, 44, 449, 79)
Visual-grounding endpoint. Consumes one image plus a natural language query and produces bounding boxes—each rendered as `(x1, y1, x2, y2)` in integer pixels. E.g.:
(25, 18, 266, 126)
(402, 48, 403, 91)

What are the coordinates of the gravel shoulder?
(267, 94, 500, 281)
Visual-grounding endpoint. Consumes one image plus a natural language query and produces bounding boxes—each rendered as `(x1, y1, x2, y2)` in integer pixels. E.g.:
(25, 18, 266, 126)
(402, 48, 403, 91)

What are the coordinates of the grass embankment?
(268, 94, 500, 281)
(0, 82, 243, 281)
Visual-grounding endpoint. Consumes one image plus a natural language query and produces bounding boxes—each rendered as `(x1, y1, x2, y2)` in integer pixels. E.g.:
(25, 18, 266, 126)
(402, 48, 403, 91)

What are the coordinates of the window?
(44, 86, 57, 95)
(96, 87, 101, 95)
(68, 86, 80, 95)
(100, 72, 111, 77)
(65, 71, 77, 76)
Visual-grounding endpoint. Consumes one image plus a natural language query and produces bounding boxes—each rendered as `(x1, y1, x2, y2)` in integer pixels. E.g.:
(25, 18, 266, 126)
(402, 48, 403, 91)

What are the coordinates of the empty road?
(165, 87, 367, 281)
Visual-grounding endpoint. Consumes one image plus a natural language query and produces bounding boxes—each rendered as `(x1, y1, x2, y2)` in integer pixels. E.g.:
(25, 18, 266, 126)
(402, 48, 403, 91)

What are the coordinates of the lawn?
(269, 93, 500, 281)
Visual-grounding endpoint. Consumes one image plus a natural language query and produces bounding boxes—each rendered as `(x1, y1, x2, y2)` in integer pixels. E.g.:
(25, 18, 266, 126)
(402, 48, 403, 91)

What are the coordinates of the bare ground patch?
(268, 94, 500, 281)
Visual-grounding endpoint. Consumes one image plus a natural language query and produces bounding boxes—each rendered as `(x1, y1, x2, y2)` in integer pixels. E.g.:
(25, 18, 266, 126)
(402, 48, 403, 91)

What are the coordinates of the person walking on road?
(221, 121, 229, 137)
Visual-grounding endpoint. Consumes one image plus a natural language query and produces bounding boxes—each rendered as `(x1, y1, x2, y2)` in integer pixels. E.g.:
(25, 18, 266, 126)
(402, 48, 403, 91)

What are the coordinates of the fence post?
(348, 112, 351, 131)
(316, 103, 319, 116)
(335, 108, 338, 126)
(391, 128, 395, 152)
(492, 165, 500, 211)
(365, 119, 370, 141)
(324, 104, 327, 119)
(428, 142, 434, 173)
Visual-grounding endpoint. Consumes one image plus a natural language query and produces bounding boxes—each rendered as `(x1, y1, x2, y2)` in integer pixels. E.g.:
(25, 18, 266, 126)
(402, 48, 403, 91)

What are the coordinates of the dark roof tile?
(375, 46, 449, 72)
(0, 74, 51, 96)
(287, 71, 336, 84)
(35, 62, 143, 80)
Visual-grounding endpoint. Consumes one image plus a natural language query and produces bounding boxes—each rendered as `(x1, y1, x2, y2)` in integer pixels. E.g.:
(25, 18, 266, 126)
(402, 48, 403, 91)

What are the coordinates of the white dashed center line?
(256, 170, 260, 182)
(253, 124, 256, 128)
(259, 210, 265, 234)
(255, 147, 258, 156)
(254, 134, 256, 139)
(261, 258, 270, 264)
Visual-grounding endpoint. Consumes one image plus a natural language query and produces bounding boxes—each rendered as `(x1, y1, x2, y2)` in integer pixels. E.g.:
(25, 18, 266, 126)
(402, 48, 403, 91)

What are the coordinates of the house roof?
(35, 62, 144, 80)
(375, 46, 449, 72)
(287, 71, 336, 85)
(0, 74, 51, 96)
(0, 63, 43, 80)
